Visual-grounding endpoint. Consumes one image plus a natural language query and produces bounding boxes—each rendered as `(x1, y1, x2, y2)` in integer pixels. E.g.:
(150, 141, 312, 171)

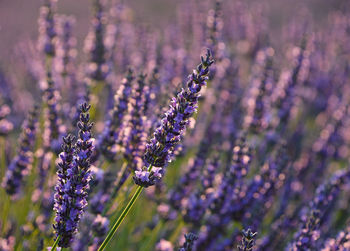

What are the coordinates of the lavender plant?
(2, 1, 350, 251)
(52, 103, 94, 248)
(2, 106, 39, 197)
(238, 229, 257, 251)
(136, 49, 214, 186)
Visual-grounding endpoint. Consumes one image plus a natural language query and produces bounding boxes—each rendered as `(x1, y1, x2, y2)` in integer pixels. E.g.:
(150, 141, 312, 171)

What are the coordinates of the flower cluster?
(0, 104, 13, 136)
(135, 50, 214, 187)
(53, 103, 94, 247)
(122, 73, 148, 170)
(98, 69, 134, 161)
(85, 0, 109, 81)
(238, 229, 257, 251)
(42, 72, 65, 153)
(179, 233, 199, 251)
(2, 106, 38, 197)
(38, 0, 57, 57)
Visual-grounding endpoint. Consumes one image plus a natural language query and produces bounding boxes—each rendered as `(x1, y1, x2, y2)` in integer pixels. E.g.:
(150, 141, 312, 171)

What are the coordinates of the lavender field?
(1, 0, 350, 250)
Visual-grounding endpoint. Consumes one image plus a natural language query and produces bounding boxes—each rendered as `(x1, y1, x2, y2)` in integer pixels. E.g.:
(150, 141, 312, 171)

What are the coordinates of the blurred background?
(0, 0, 348, 67)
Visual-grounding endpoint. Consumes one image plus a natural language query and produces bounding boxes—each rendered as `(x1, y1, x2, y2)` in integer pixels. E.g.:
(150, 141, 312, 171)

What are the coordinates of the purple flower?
(0, 104, 13, 136)
(156, 239, 174, 251)
(272, 39, 307, 131)
(90, 170, 115, 215)
(206, 0, 223, 63)
(137, 49, 213, 187)
(238, 228, 257, 251)
(98, 69, 134, 161)
(53, 103, 94, 248)
(55, 15, 76, 78)
(244, 48, 274, 133)
(195, 137, 252, 250)
(37, 0, 57, 56)
(133, 167, 162, 188)
(322, 226, 350, 251)
(289, 170, 350, 250)
(42, 72, 66, 153)
(85, 0, 109, 81)
(179, 233, 198, 251)
(183, 156, 219, 225)
(2, 106, 38, 197)
(122, 73, 148, 170)
(0, 236, 15, 251)
(90, 214, 110, 250)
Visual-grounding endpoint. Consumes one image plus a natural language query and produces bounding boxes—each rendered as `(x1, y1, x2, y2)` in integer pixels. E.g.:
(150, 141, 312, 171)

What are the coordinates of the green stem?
(143, 220, 164, 251)
(98, 185, 144, 251)
(98, 164, 154, 250)
(50, 235, 60, 251)
(169, 219, 185, 243)
(1, 195, 10, 235)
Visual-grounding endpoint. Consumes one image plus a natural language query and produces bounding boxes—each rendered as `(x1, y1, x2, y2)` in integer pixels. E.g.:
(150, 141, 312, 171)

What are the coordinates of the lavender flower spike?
(38, 0, 57, 57)
(2, 106, 38, 197)
(179, 233, 198, 251)
(238, 229, 257, 251)
(53, 134, 76, 246)
(98, 69, 134, 161)
(135, 49, 213, 187)
(53, 103, 94, 248)
(322, 226, 350, 251)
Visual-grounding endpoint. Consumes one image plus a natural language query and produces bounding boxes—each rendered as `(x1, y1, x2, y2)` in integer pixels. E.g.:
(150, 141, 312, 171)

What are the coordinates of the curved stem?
(98, 164, 154, 250)
(50, 235, 60, 251)
(98, 185, 144, 251)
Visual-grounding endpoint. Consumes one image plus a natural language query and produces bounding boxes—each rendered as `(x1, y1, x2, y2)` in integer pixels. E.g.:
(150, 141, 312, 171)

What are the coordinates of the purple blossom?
(90, 170, 115, 215)
(0, 104, 13, 136)
(288, 170, 350, 250)
(42, 72, 65, 153)
(156, 239, 174, 251)
(0, 236, 15, 251)
(122, 73, 148, 170)
(195, 137, 252, 250)
(183, 156, 219, 225)
(53, 103, 94, 248)
(98, 69, 134, 161)
(244, 47, 274, 133)
(37, 0, 57, 56)
(238, 229, 257, 251)
(179, 233, 198, 251)
(322, 226, 350, 251)
(85, 0, 109, 81)
(133, 167, 162, 188)
(2, 106, 38, 197)
(90, 214, 110, 250)
(137, 49, 213, 187)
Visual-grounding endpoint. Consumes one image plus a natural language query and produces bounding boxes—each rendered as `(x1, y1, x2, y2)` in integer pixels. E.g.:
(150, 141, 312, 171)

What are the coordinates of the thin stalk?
(50, 235, 60, 251)
(98, 164, 153, 250)
(100, 160, 110, 171)
(98, 185, 144, 251)
(143, 220, 164, 251)
(169, 219, 185, 243)
(90, 80, 105, 121)
(1, 195, 10, 235)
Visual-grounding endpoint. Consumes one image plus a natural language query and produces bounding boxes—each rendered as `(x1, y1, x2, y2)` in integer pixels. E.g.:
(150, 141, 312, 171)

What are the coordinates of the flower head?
(53, 103, 94, 248)
(137, 50, 213, 187)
